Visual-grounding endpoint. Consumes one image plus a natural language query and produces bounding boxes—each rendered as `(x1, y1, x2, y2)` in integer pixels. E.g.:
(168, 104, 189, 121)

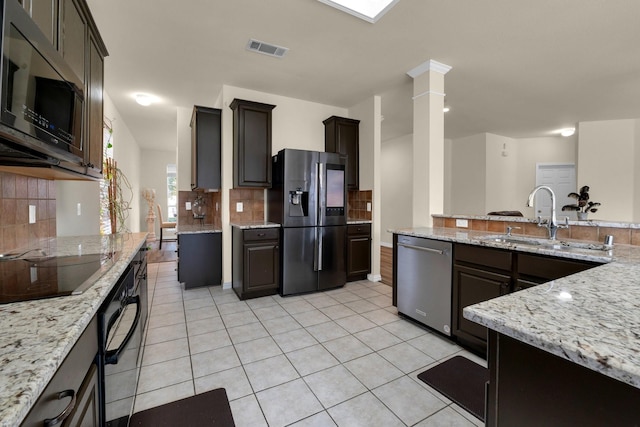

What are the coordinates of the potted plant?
(561, 185, 601, 220)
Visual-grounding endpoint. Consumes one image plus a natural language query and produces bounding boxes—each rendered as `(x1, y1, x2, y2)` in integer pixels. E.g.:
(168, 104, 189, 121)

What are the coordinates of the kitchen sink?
(477, 235, 611, 252)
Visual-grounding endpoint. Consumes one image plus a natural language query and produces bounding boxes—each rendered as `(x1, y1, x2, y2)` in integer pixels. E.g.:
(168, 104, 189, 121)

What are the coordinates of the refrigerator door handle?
(317, 228, 323, 271)
(313, 227, 319, 271)
(317, 162, 325, 225)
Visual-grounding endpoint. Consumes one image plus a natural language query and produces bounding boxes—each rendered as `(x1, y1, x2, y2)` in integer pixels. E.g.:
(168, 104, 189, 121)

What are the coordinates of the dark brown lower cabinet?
(233, 227, 280, 300)
(486, 331, 640, 426)
(347, 223, 371, 281)
(177, 232, 222, 289)
(21, 317, 99, 427)
(452, 243, 601, 356)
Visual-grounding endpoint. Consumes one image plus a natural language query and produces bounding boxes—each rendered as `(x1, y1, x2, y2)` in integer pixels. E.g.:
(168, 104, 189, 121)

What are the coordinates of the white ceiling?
(86, 0, 640, 152)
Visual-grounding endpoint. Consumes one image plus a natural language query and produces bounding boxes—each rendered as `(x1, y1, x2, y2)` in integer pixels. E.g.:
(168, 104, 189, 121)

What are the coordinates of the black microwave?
(0, 0, 85, 170)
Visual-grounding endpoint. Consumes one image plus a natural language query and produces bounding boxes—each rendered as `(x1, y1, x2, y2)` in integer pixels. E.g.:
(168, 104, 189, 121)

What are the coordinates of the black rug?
(417, 356, 489, 421)
(129, 388, 235, 426)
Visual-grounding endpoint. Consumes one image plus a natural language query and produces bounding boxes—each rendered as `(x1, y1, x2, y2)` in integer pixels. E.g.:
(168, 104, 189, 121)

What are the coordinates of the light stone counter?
(176, 224, 222, 234)
(0, 232, 148, 427)
(230, 221, 280, 229)
(391, 227, 640, 389)
(347, 219, 372, 225)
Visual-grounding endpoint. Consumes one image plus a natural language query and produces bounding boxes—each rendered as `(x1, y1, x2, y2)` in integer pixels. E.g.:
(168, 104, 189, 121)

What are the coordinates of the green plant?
(561, 185, 601, 213)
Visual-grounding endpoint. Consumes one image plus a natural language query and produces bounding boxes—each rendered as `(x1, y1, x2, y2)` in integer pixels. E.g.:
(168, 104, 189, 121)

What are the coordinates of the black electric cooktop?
(0, 252, 118, 304)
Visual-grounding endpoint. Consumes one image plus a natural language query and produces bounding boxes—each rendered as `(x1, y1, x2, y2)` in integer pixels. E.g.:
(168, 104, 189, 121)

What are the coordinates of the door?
(281, 227, 317, 295)
(535, 163, 576, 220)
(318, 225, 346, 290)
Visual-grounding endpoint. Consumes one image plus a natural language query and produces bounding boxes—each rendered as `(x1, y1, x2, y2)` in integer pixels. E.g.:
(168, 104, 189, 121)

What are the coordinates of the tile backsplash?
(348, 190, 372, 221)
(230, 188, 265, 223)
(178, 191, 221, 229)
(0, 172, 56, 253)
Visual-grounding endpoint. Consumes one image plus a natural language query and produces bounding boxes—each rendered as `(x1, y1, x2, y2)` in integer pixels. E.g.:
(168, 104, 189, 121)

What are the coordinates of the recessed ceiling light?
(135, 93, 156, 106)
(317, 0, 400, 23)
(560, 128, 575, 137)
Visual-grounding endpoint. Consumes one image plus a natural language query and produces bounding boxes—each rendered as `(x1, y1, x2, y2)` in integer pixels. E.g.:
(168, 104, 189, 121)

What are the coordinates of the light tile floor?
(136, 261, 486, 427)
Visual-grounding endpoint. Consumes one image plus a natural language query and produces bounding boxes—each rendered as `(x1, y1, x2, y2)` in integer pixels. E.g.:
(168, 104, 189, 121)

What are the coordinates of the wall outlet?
(185, 202, 191, 210)
(77, 203, 82, 216)
(366, 202, 372, 212)
(236, 202, 243, 212)
(455, 219, 469, 228)
(29, 205, 36, 224)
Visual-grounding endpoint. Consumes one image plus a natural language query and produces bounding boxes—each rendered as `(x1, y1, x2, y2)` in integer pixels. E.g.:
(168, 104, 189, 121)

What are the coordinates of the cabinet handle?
(44, 389, 76, 426)
(258, 233, 265, 237)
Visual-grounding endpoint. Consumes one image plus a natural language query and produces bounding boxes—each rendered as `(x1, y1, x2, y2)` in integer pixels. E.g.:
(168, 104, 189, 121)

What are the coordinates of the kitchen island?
(392, 226, 640, 425)
(0, 232, 148, 427)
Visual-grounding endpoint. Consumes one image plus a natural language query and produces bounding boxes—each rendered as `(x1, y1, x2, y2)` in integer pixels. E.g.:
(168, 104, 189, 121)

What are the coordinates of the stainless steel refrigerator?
(268, 149, 347, 296)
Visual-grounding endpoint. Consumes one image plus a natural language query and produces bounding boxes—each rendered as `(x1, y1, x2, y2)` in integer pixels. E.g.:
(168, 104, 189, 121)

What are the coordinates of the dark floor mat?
(129, 388, 235, 426)
(417, 356, 489, 421)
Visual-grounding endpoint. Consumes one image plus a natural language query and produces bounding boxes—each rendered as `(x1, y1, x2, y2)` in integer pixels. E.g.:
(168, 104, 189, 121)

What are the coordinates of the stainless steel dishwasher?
(396, 235, 453, 336)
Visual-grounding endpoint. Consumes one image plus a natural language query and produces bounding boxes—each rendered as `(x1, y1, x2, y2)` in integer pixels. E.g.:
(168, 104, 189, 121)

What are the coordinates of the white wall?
(381, 134, 413, 244)
(517, 135, 576, 217)
(635, 120, 640, 222)
(449, 133, 486, 215)
(104, 93, 142, 233)
(349, 96, 382, 279)
(578, 119, 637, 222)
(177, 107, 193, 192)
(485, 134, 518, 213)
(56, 181, 100, 236)
(139, 149, 177, 236)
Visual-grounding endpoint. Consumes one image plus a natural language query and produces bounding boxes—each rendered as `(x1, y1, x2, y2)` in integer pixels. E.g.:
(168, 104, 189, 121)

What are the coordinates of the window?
(167, 164, 177, 222)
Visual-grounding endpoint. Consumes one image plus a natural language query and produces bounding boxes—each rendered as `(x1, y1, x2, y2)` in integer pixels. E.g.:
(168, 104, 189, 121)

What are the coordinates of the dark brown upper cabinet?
(190, 106, 222, 190)
(323, 116, 360, 190)
(230, 99, 276, 188)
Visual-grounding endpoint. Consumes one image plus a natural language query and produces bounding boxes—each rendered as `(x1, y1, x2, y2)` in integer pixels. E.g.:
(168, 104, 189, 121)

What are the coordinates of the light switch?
(29, 205, 36, 224)
(236, 202, 243, 212)
(186, 202, 191, 210)
(366, 202, 372, 212)
(77, 203, 82, 216)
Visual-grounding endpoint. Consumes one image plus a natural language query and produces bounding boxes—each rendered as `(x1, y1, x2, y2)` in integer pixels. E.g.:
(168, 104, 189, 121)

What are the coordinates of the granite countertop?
(391, 227, 640, 389)
(347, 219, 372, 225)
(0, 232, 148, 427)
(432, 213, 640, 229)
(177, 224, 222, 234)
(231, 221, 280, 229)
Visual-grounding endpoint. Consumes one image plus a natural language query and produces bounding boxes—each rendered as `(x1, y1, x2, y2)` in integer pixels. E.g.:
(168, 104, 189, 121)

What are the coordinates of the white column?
(407, 60, 451, 227)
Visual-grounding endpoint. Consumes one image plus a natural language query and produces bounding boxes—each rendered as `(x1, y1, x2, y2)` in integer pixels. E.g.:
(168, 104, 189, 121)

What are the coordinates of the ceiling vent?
(246, 39, 289, 58)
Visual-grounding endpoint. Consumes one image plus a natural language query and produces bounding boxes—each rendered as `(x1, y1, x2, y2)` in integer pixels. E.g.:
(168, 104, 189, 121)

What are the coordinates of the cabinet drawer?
(454, 243, 512, 272)
(347, 223, 371, 235)
(244, 228, 279, 241)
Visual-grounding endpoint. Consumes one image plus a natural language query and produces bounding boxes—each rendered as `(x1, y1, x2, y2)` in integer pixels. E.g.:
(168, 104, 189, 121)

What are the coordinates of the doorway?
(535, 163, 576, 220)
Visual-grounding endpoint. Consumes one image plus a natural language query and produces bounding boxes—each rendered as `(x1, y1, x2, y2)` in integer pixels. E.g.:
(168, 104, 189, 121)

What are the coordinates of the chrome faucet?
(526, 185, 568, 240)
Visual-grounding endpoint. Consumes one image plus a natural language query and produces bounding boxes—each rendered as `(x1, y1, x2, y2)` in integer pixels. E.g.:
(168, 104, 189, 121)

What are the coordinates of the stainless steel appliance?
(98, 253, 147, 426)
(268, 149, 347, 296)
(396, 235, 453, 336)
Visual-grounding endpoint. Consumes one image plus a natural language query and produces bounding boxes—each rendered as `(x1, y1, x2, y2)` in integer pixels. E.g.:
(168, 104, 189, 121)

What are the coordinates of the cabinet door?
(230, 99, 275, 188)
(244, 241, 279, 292)
(324, 116, 360, 190)
(452, 264, 510, 353)
(85, 33, 104, 176)
(24, 0, 59, 46)
(347, 234, 370, 280)
(64, 363, 99, 427)
(190, 107, 221, 190)
(60, 0, 86, 84)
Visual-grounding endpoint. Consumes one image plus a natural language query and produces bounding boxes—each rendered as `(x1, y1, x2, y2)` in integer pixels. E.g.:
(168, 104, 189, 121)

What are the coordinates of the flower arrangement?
(561, 185, 601, 214)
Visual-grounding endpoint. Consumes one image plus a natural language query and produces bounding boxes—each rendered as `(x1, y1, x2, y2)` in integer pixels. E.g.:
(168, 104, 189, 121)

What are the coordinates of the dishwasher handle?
(397, 242, 445, 255)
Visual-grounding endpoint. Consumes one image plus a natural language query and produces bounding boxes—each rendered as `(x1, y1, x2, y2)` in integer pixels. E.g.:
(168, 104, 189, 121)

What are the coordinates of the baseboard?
(222, 281, 232, 290)
(367, 273, 382, 282)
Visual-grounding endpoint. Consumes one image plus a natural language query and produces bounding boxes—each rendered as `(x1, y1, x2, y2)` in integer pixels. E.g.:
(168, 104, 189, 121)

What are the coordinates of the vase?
(577, 212, 588, 221)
